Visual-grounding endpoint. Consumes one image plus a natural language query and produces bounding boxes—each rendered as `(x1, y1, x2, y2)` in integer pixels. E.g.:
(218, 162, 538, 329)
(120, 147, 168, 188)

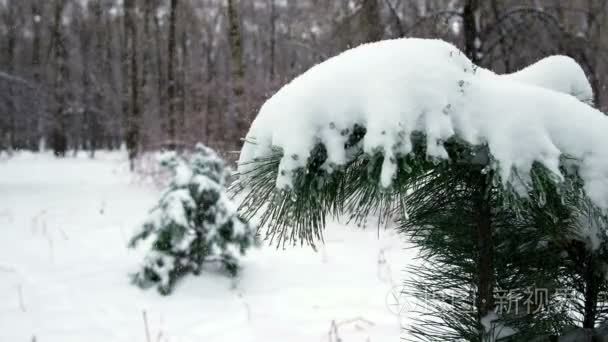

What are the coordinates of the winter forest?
(5, 0, 608, 341)
(3, 0, 608, 157)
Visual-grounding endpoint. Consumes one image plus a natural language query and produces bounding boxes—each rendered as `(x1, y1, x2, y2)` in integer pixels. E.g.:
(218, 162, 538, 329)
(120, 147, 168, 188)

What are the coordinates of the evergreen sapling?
(130, 143, 257, 295)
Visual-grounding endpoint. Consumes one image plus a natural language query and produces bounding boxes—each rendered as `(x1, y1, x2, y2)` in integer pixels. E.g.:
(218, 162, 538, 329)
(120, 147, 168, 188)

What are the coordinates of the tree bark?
(4, 0, 17, 151)
(89, 0, 106, 157)
(583, 253, 598, 329)
(361, 0, 383, 43)
(179, 19, 188, 141)
(227, 0, 246, 148)
(141, 0, 154, 149)
(124, 0, 141, 167)
(167, 0, 179, 148)
(51, 0, 68, 157)
(31, 2, 42, 151)
(152, 2, 165, 144)
(100, 4, 114, 150)
(269, 0, 277, 80)
(80, 16, 92, 155)
(463, 0, 482, 65)
(490, 0, 511, 73)
(474, 171, 495, 339)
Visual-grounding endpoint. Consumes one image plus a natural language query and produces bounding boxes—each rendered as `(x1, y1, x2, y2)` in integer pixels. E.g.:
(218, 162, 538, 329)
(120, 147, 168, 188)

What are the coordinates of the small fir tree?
(130, 143, 257, 295)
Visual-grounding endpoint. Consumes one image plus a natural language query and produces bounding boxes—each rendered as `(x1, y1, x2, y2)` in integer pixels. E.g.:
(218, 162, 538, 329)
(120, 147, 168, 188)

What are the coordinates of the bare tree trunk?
(102, 8, 115, 150)
(179, 20, 188, 142)
(141, 0, 154, 149)
(385, 0, 405, 38)
(204, 43, 217, 146)
(89, 0, 106, 158)
(167, 0, 179, 148)
(269, 0, 277, 81)
(361, 0, 383, 43)
(227, 0, 246, 148)
(124, 0, 141, 168)
(463, 0, 482, 65)
(50, 0, 68, 157)
(80, 20, 92, 157)
(3, 0, 17, 152)
(152, 2, 165, 144)
(490, 0, 511, 73)
(583, 0, 602, 108)
(31, 2, 42, 151)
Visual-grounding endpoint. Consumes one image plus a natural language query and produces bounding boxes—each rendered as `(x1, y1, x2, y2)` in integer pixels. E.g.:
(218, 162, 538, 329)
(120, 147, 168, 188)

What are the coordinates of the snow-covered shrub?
(130, 143, 257, 295)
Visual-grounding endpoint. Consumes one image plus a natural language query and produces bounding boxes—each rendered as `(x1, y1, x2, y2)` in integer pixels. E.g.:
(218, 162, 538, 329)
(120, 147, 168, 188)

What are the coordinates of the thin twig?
(142, 310, 152, 342)
(328, 317, 375, 341)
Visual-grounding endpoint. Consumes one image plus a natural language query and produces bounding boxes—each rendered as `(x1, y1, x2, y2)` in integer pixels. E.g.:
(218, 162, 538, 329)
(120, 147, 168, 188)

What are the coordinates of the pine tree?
(231, 39, 608, 341)
(398, 154, 582, 341)
(233, 129, 606, 340)
(130, 143, 257, 295)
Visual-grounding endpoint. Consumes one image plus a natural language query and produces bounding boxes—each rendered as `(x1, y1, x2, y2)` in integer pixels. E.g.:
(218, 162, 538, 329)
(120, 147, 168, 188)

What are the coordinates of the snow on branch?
(237, 38, 608, 208)
(497, 55, 593, 104)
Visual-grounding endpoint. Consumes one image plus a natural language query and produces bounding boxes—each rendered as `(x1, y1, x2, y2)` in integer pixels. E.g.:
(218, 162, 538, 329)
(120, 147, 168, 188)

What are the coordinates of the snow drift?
(238, 38, 608, 208)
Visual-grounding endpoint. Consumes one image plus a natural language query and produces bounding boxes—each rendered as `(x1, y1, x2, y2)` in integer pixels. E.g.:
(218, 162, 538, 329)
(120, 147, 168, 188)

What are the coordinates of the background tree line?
(1, 0, 608, 163)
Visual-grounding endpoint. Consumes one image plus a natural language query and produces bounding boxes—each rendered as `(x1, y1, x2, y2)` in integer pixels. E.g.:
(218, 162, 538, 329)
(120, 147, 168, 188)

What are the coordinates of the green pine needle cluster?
(232, 124, 608, 341)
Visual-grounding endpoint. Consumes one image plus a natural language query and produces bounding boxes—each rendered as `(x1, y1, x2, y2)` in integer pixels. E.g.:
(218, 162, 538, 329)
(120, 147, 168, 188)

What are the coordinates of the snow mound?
(238, 38, 608, 208)
(495, 55, 593, 104)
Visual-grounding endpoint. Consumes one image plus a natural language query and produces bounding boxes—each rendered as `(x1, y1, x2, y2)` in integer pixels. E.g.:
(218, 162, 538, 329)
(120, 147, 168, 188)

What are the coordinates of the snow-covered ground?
(0, 152, 412, 342)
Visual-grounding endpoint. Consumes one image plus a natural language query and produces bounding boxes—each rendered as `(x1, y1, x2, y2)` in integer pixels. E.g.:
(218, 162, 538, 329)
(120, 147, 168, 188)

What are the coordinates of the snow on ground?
(0, 152, 412, 342)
